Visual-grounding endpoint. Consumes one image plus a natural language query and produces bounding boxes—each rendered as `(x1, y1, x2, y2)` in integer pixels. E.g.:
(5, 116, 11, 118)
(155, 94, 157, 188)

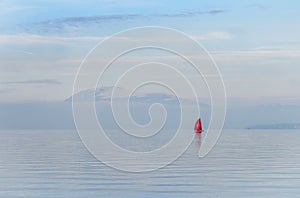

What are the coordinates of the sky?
(0, 0, 300, 103)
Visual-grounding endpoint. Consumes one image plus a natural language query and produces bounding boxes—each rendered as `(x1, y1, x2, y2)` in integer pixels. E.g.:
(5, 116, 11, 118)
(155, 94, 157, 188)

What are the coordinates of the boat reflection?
(195, 132, 202, 151)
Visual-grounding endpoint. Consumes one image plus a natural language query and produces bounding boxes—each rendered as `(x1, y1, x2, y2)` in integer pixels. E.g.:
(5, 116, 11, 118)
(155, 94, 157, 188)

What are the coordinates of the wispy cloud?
(210, 48, 300, 66)
(156, 9, 225, 18)
(1, 79, 61, 85)
(0, 34, 106, 45)
(0, 30, 232, 47)
(212, 49, 300, 58)
(29, 9, 226, 32)
(194, 31, 234, 40)
(0, 5, 36, 14)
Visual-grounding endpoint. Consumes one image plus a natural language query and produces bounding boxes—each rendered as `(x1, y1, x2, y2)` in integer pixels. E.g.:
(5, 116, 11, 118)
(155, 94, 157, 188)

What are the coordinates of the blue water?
(0, 130, 300, 197)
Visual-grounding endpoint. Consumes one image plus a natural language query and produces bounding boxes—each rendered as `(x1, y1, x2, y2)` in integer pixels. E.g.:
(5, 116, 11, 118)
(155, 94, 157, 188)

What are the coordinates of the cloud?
(29, 9, 226, 32)
(0, 3, 36, 14)
(0, 31, 232, 47)
(212, 49, 300, 59)
(194, 31, 234, 40)
(36, 14, 141, 28)
(208, 48, 300, 67)
(157, 9, 225, 18)
(207, 9, 225, 14)
(1, 79, 61, 85)
(0, 34, 106, 45)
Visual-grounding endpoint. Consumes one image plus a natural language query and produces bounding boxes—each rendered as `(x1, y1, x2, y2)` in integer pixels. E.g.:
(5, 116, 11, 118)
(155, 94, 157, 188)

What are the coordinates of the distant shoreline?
(246, 123, 300, 129)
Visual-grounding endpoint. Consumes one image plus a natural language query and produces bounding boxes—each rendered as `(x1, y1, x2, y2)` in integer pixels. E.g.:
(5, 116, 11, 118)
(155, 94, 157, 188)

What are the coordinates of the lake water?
(0, 129, 300, 197)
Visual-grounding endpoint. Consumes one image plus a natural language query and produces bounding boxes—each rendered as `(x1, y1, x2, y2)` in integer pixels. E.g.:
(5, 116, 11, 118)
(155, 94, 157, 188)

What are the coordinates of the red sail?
(194, 118, 202, 132)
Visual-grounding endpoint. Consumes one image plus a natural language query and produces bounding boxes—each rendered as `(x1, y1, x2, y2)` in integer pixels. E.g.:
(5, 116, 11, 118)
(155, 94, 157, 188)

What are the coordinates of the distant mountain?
(65, 86, 204, 105)
(246, 123, 300, 129)
(65, 86, 131, 102)
(3, 92, 300, 130)
(61, 86, 210, 130)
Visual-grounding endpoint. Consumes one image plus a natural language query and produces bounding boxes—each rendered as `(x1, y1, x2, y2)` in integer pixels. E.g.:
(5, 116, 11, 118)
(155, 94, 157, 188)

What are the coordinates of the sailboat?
(194, 118, 202, 133)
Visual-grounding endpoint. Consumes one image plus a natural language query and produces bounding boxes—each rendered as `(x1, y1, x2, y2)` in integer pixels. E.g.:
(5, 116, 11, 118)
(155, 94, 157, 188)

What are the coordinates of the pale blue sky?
(0, 0, 300, 103)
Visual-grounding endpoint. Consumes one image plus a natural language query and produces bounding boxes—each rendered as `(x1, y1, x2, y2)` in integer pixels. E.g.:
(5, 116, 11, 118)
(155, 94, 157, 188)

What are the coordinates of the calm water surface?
(0, 129, 300, 197)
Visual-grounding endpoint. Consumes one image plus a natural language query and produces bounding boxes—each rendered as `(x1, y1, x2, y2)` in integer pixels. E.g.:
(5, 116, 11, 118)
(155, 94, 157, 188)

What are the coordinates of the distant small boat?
(194, 118, 202, 133)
